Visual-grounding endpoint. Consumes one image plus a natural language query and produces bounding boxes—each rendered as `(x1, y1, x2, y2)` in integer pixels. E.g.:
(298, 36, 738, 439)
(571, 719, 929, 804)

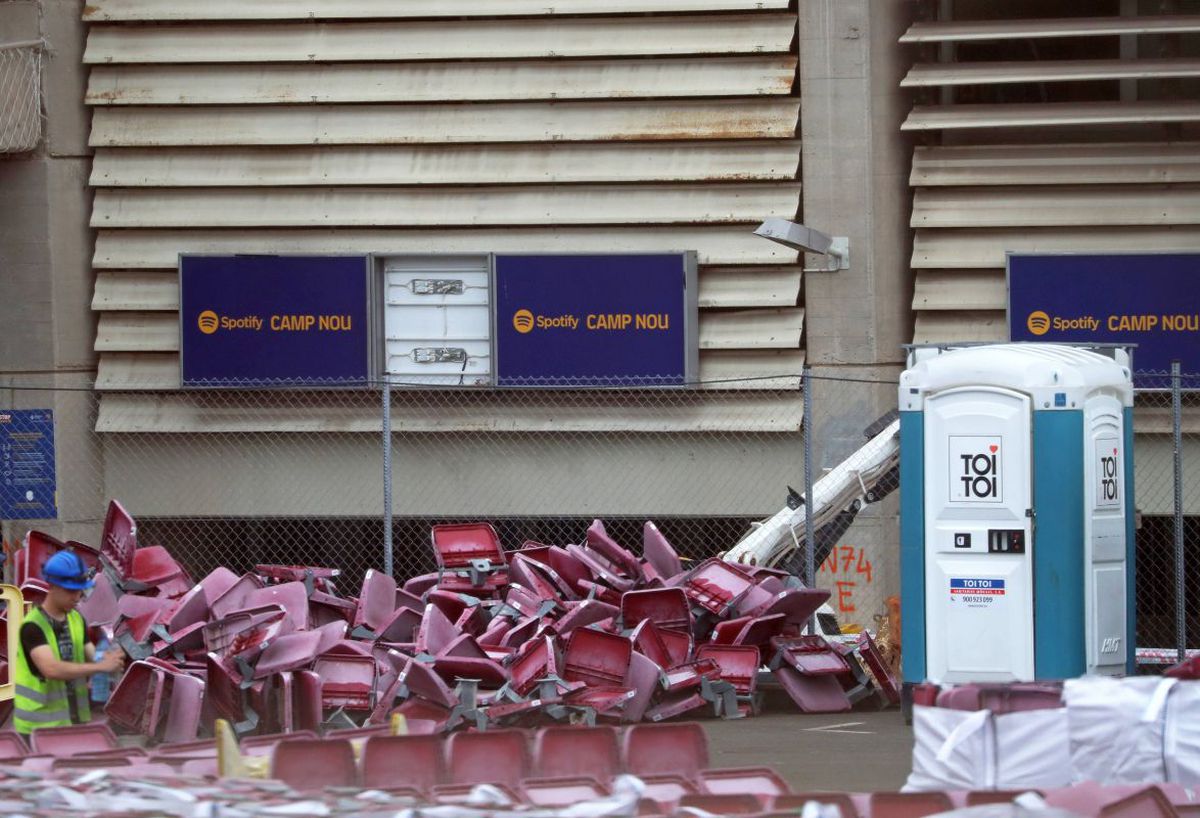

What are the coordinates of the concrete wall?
(0, 0, 101, 545)
(101, 434, 803, 519)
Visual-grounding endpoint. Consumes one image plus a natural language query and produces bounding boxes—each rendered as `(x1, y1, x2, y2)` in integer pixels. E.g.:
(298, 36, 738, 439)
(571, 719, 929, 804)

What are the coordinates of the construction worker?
(13, 550, 124, 735)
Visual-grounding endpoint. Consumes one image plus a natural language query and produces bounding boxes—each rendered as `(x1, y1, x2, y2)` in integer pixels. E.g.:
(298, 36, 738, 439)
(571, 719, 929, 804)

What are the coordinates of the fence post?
(803, 366, 816, 633)
(1174, 360, 1186, 662)
(382, 378, 394, 578)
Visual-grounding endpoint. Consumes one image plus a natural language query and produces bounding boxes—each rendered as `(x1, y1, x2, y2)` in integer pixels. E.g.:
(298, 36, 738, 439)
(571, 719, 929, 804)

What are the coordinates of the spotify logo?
(513, 309, 535, 334)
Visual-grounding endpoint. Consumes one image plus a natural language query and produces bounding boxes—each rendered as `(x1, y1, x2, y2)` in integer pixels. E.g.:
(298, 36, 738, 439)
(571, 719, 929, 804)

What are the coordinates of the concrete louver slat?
(912, 185, 1200, 229)
(902, 100, 1200, 131)
(92, 227, 801, 269)
(92, 266, 803, 312)
(84, 15, 797, 64)
(85, 57, 798, 106)
(903, 57, 1200, 87)
(911, 270, 1005, 312)
(90, 183, 803, 229)
(910, 143, 1200, 187)
(89, 141, 803, 187)
(88, 100, 802, 147)
(83, 0, 793, 22)
(900, 14, 1200, 43)
(910, 226, 1199, 269)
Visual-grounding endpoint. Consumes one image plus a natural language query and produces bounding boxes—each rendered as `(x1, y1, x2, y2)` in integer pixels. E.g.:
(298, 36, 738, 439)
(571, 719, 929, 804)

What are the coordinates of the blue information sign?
(1008, 253, 1200, 387)
(0, 409, 56, 519)
(493, 254, 697, 387)
(180, 255, 371, 386)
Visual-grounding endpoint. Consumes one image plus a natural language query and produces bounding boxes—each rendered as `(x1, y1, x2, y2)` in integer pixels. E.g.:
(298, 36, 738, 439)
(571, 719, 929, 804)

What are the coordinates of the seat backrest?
(677, 794, 762, 815)
(563, 628, 632, 687)
(355, 569, 399, 631)
(622, 723, 709, 780)
(446, 729, 530, 786)
(430, 523, 504, 568)
(269, 738, 357, 791)
(869, 791, 955, 818)
(360, 734, 446, 792)
(534, 725, 620, 782)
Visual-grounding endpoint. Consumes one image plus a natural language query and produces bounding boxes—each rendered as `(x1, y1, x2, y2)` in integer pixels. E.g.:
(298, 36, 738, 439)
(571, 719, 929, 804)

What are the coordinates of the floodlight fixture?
(754, 218, 849, 272)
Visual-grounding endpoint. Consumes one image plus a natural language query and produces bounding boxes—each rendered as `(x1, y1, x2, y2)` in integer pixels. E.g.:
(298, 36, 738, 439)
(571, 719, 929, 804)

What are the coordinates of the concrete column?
(798, 0, 917, 623)
(800, 0, 916, 368)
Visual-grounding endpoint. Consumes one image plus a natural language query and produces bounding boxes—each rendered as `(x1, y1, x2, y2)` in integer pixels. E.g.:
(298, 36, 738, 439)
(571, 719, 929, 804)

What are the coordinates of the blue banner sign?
(180, 255, 371, 386)
(0, 409, 56, 519)
(493, 254, 697, 387)
(1008, 253, 1200, 387)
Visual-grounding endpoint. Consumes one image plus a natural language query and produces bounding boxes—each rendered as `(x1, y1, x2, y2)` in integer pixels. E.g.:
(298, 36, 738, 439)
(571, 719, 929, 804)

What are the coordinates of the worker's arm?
(28, 643, 124, 682)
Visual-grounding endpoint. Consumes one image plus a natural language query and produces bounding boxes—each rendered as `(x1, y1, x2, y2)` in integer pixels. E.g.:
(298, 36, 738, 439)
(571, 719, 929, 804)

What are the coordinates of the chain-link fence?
(4, 364, 1195, 665)
(1131, 366, 1200, 667)
(0, 40, 43, 153)
(3, 372, 860, 601)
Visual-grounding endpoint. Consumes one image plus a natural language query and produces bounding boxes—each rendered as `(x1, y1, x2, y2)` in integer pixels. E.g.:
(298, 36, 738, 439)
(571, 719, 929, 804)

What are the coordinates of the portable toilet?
(898, 344, 1135, 699)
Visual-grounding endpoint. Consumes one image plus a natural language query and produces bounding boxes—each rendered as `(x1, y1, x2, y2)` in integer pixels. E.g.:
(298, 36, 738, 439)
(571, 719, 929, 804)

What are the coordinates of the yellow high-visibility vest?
(13, 607, 91, 735)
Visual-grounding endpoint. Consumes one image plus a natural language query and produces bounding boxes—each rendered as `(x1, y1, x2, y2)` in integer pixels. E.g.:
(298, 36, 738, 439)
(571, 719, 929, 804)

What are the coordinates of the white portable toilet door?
(1084, 395, 1127, 674)
(923, 386, 1036, 683)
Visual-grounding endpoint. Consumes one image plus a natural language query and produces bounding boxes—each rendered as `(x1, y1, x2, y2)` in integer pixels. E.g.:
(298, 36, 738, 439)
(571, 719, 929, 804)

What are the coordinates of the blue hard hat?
(42, 550, 95, 591)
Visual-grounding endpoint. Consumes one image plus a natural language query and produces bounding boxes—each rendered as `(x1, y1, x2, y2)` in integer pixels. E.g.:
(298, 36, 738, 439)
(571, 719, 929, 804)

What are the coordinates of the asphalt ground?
(703, 698, 913, 793)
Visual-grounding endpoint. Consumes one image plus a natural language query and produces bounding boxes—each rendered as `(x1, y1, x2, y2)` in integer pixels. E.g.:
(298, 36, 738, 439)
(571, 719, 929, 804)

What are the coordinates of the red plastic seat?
(431, 523, 509, 595)
(269, 738, 358, 791)
(678, 793, 763, 814)
(642, 521, 683, 581)
(29, 723, 119, 757)
(209, 573, 267, 620)
(869, 791, 955, 818)
(775, 667, 852, 714)
(509, 636, 559, 698)
(360, 734, 447, 792)
(534, 725, 621, 782)
(161, 672, 205, 744)
(101, 499, 138, 580)
(312, 652, 376, 711)
(621, 588, 690, 633)
(622, 722, 709, 780)
(106, 660, 170, 737)
(130, 545, 186, 588)
(679, 559, 754, 615)
(445, 729, 530, 787)
(586, 519, 642, 579)
(239, 582, 310, 632)
(354, 569, 399, 634)
(554, 600, 620, 637)
(563, 628, 633, 689)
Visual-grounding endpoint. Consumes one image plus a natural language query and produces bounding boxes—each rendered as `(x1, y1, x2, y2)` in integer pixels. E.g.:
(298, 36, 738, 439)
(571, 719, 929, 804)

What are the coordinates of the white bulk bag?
(1064, 676, 1176, 784)
(905, 706, 995, 791)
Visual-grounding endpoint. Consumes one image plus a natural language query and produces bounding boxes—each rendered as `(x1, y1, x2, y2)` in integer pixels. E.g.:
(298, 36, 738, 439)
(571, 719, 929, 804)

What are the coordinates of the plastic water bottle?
(91, 635, 111, 703)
